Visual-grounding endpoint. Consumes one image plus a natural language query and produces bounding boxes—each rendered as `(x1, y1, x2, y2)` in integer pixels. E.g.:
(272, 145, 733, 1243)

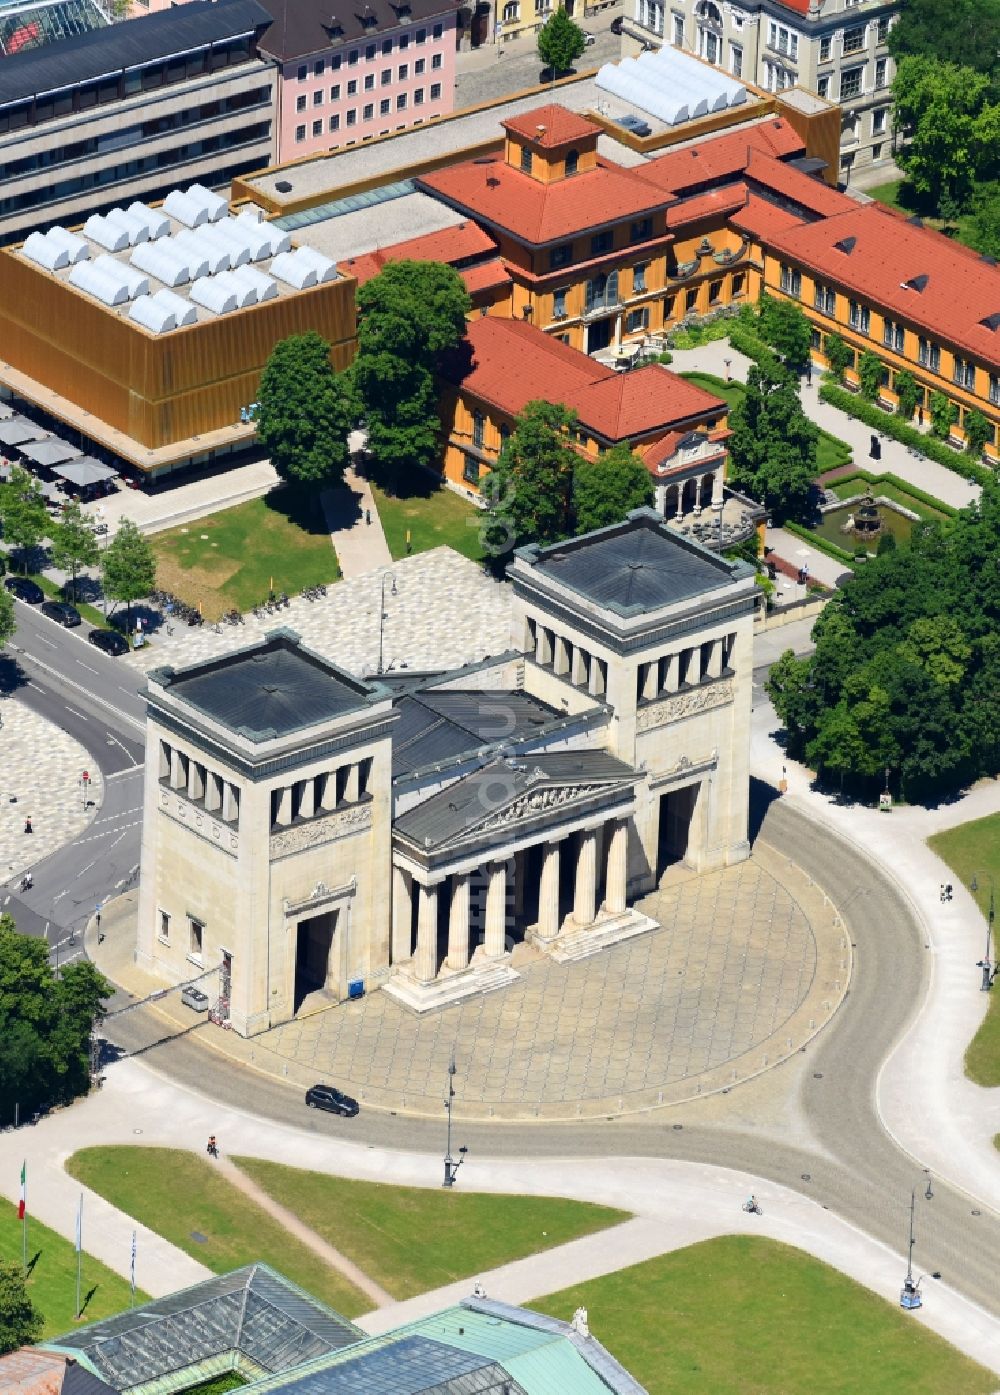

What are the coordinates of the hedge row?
(818, 382, 993, 487)
(727, 323, 776, 364)
(825, 470, 959, 519)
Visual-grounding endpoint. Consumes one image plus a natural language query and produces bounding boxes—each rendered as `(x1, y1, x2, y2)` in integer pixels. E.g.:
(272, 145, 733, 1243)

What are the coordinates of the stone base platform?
(381, 957, 520, 1015)
(542, 907, 660, 964)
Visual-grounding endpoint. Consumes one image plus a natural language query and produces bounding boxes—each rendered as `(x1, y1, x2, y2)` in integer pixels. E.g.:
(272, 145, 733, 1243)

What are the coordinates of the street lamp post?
(442, 1053, 468, 1188)
(900, 1188, 922, 1310)
(376, 571, 397, 676)
(971, 873, 996, 991)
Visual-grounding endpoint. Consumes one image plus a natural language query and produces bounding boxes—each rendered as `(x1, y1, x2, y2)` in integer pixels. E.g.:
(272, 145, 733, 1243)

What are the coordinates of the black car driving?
(305, 1084, 360, 1117)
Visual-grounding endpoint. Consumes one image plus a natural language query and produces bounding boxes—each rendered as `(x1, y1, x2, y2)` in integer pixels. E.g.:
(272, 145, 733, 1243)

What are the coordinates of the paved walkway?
(5, 1059, 1000, 1376)
(321, 468, 392, 578)
(0, 698, 102, 882)
(90, 843, 848, 1120)
(667, 340, 981, 511)
(767, 525, 851, 591)
(219, 1157, 393, 1308)
(80, 459, 279, 537)
(126, 548, 512, 678)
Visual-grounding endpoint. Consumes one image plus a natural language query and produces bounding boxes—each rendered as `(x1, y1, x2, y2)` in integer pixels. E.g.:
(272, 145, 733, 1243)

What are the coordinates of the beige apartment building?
(622, 0, 899, 178)
(137, 511, 756, 1033)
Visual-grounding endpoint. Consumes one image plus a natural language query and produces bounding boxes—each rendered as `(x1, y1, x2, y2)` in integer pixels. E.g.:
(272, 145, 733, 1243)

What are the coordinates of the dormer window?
(901, 274, 929, 292)
(834, 236, 856, 255)
(326, 16, 344, 36)
(565, 149, 579, 176)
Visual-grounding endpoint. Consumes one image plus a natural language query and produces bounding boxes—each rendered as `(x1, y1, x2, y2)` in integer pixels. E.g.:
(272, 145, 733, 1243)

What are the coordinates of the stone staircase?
(546, 908, 660, 963)
(382, 957, 519, 1015)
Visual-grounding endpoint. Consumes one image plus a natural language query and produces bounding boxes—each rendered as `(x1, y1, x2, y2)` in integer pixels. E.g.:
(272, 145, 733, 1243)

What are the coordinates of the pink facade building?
(260, 0, 461, 163)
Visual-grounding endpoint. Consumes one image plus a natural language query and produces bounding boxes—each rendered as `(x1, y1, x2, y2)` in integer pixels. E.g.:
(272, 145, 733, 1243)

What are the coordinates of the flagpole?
(20, 1161, 26, 1278)
(130, 1230, 136, 1309)
(75, 1192, 82, 1320)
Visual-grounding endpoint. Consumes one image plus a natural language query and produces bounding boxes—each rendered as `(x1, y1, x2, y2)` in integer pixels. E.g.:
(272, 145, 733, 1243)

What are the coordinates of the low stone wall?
(756, 594, 829, 630)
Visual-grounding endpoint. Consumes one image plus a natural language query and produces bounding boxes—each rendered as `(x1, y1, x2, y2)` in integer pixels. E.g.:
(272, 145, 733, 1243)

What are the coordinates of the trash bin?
(348, 979, 364, 1000)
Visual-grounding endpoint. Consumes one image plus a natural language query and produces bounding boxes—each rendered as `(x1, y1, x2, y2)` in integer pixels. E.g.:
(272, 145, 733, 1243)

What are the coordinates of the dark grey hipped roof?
(392, 688, 561, 778)
(518, 509, 746, 616)
(45, 1264, 361, 1393)
(155, 632, 377, 739)
(0, 0, 271, 108)
(257, 0, 461, 63)
(395, 750, 638, 852)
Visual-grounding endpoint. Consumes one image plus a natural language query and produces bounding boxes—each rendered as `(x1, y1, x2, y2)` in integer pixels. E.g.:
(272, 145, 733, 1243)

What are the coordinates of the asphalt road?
(1, 596, 145, 959)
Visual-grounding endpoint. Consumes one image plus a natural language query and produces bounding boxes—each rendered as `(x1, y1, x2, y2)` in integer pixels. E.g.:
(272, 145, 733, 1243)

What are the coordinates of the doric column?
(187, 760, 205, 803)
(274, 786, 292, 826)
(707, 637, 724, 679)
(222, 783, 239, 825)
(642, 661, 659, 702)
(343, 764, 360, 803)
(414, 883, 438, 983)
(298, 777, 315, 820)
(169, 748, 184, 790)
(537, 839, 561, 939)
(674, 486, 684, 520)
(574, 830, 598, 926)
(571, 646, 587, 687)
(606, 819, 628, 914)
(391, 864, 413, 963)
(485, 862, 507, 957)
(553, 634, 570, 676)
(662, 653, 680, 693)
(205, 771, 222, 813)
(319, 771, 338, 810)
(447, 874, 471, 970)
(588, 659, 606, 698)
(535, 626, 552, 666)
(695, 477, 703, 508)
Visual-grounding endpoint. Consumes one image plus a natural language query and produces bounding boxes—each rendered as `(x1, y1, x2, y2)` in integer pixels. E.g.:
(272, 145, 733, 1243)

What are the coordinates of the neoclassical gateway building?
(137, 511, 755, 1034)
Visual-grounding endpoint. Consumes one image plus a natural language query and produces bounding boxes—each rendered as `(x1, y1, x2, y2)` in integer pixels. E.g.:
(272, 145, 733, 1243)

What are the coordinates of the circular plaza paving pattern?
(258, 843, 850, 1120)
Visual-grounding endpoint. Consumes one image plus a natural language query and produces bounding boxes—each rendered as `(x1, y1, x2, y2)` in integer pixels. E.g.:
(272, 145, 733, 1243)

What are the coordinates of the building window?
(990, 375, 1000, 406)
(953, 357, 976, 390)
(416, 26, 426, 40)
(331, 83, 341, 98)
(780, 264, 802, 297)
(431, 51, 442, 68)
(627, 307, 650, 334)
(347, 79, 357, 95)
(585, 269, 619, 312)
(729, 42, 742, 76)
(329, 113, 340, 130)
(188, 917, 204, 961)
(313, 58, 324, 75)
(849, 300, 870, 334)
(312, 118, 322, 135)
(663, 293, 675, 320)
(843, 22, 865, 53)
(876, 14, 889, 42)
(520, 146, 533, 173)
(841, 66, 864, 100)
(414, 87, 424, 104)
(550, 243, 572, 270)
(346, 107, 357, 125)
(396, 92, 407, 109)
(685, 287, 698, 312)
(366, 42, 376, 58)
(296, 93, 306, 111)
(463, 454, 480, 485)
(348, 48, 359, 64)
(363, 102, 374, 119)
(552, 287, 568, 318)
(433, 20, 443, 36)
(767, 20, 798, 58)
(381, 67, 391, 84)
(731, 272, 745, 297)
(631, 217, 652, 243)
(633, 262, 647, 293)
(873, 106, 888, 134)
(297, 63, 307, 80)
(565, 149, 579, 176)
(883, 319, 904, 353)
(819, 34, 831, 61)
(315, 87, 327, 104)
(295, 123, 306, 141)
(874, 57, 887, 89)
(430, 81, 441, 98)
(398, 63, 409, 79)
(814, 282, 836, 316)
(817, 76, 830, 98)
(591, 230, 613, 256)
(472, 411, 485, 448)
(708, 278, 722, 304)
(400, 33, 409, 47)
(415, 56, 426, 73)
(918, 337, 941, 372)
(158, 910, 170, 943)
(364, 73, 374, 90)
(379, 97, 391, 114)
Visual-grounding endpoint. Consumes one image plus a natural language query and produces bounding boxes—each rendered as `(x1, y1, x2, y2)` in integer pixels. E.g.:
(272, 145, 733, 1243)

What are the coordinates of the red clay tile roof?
(666, 186, 749, 229)
(635, 118, 804, 196)
(744, 149, 854, 217)
(444, 318, 725, 441)
(729, 191, 805, 240)
(339, 220, 497, 285)
(503, 104, 601, 148)
(460, 258, 512, 294)
(764, 203, 1000, 363)
(417, 154, 671, 245)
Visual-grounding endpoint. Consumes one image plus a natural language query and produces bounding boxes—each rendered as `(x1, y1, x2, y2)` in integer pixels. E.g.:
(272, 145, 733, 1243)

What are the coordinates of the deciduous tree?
(0, 467, 49, 571)
(256, 332, 354, 487)
(928, 390, 958, 439)
(50, 499, 99, 600)
(888, 0, 1000, 79)
(892, 369, 921, 423)
(101, 518, 156, 633)
(572, 442, 653, 534)
(758, 293, 812, 368)
(822, 333, 853, 382)
(857, 350, 884, 402)
(0, 588, 14, 651)
(726, 362, 818, 522)
(481, 400, 578, 558)
(537, 6, 586, 77)
(0, 1261, 42, 1356)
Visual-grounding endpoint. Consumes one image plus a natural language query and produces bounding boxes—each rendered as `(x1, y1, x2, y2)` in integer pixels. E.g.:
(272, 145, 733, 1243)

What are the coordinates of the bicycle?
(742, 1198, 763, 1216)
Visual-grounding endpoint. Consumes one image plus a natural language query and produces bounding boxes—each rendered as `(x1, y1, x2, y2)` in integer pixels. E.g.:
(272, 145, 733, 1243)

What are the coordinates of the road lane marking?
(11, 647, 144, 734)
(65, 706, 88, 722)
(106, 732, 140, 766)
(107, 765, 144, 781)
(37, 635, 56, 648)
(76, 662, 99, 675)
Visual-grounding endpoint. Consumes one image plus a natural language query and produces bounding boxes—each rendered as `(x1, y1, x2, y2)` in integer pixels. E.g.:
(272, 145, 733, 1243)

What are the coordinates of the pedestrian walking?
(365, 508, 371, 526)
(24, 815, 32, 835)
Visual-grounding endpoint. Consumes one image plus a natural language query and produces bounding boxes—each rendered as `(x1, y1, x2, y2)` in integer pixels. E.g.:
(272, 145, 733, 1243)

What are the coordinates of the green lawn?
(867, 180, 978, 253)
(233, 1158, 629, 1301)
(0, 1200, 145, 1336)
(927, 815, 1000, 1087)
(66, 1147, 369, 1317)
(371, 482, 485, 563)
(532, 1237, 995, 1395)
(184, 1378, 246, 1394)
(680, 371, 852, 473)
(151, 491, 341, 620)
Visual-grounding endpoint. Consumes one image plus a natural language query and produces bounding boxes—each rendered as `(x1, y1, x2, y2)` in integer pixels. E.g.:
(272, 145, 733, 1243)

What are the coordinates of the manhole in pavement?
(932, 1271, 942, 1279)
(673, 1124, 683, 1130)
(972, 1209, 982, 1216)
(801, 1173, 811, 1181)
(190, 1231, 207, 1244)
(813, 1072, 823, 1078)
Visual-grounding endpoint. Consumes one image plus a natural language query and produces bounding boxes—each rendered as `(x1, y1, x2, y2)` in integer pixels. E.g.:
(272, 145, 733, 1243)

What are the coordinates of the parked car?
(613, 113, 652, 137)
(305, 1084, 360, 1117)
(582, 29, 596, 44)
(87, 628, 129, 656)
(4, 576, 44, 604)
(181, 985, 210, 1013)
(41, 599, 81, 627)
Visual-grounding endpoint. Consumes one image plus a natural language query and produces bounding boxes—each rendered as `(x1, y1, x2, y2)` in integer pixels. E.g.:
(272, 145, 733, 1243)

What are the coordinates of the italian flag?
(17, 1161, 25, 1221)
